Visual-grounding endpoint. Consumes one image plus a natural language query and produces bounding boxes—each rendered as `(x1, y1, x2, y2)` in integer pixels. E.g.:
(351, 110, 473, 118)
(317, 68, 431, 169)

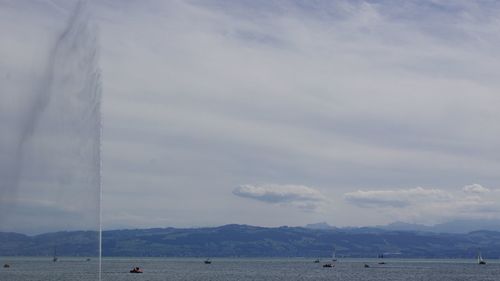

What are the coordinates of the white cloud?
(344, 184, 500, 224)
(463, 183, 490, 194)
(344, 187, 450, 208)
(233, 184, 327, 211)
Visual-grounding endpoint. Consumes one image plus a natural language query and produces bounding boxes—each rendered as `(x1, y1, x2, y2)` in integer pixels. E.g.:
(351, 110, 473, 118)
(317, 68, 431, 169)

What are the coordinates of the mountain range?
(306, 219, 500, 233)
(1, 223, 499, 258)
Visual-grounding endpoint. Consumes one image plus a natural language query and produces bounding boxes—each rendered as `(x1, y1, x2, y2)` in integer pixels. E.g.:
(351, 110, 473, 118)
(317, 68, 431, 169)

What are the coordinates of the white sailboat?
(322, 245, 338, 268)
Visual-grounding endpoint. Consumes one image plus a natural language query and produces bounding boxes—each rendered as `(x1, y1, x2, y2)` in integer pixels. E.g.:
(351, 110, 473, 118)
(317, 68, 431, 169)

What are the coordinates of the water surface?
(1, 257, 499, 281)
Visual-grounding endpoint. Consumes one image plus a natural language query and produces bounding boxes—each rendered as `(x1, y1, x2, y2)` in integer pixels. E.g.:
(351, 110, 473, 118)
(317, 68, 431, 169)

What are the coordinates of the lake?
(1, 257, 499, 281)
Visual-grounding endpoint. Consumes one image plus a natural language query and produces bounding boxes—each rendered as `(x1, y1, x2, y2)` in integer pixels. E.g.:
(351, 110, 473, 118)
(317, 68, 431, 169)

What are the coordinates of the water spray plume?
(0, 0, 102, 279)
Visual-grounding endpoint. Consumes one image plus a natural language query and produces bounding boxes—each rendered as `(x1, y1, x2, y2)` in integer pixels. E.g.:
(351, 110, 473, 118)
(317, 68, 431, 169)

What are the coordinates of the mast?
(53, 246, 58, 262)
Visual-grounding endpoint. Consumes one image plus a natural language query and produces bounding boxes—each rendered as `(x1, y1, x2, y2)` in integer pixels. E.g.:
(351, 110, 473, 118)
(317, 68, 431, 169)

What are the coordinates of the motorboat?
(130, 267, 143, 273)
(321, 245, 337, 267)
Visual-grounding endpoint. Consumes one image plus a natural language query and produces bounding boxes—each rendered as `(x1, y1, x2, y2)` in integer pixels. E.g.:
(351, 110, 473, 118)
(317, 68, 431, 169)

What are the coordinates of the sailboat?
(322, 246, 337, 268)
(378, 253, 386, 264)
(52, 246, 58, 262)
(478, 250, 486, 265)
(332, 247, 337, 262)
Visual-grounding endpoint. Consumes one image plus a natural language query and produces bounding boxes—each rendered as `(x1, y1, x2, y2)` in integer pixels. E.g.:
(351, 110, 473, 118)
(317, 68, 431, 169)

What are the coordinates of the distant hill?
(307, 219, 500, 233)
(430, 220, 500, 233)
(375, 222, 434, 232)
(1, 224, 500, 258)
(304, 222, 336, 230)
(376, 219, 500, 233)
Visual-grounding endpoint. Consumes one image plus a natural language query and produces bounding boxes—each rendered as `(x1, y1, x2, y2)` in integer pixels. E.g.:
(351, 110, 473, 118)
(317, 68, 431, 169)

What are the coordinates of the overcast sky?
(1, 0, 500, 234)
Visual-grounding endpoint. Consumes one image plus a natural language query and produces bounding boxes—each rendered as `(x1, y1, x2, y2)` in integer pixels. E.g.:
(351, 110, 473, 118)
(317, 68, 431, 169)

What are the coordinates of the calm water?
(1, 257, 499, 281)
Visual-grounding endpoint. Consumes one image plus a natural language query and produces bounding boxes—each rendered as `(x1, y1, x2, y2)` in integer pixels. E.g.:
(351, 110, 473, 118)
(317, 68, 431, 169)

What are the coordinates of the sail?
(477, 250, 486, 264)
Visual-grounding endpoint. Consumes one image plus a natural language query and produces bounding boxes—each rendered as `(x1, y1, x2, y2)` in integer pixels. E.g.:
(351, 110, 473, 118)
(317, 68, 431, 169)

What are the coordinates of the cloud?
(79, 0, 500, 228)
(344, 184, 500, 224)
(233, 184, 327, 210)
(463, 183, 490, 194)
(344, 187, 450, 208)
(2, 0, 500, 231)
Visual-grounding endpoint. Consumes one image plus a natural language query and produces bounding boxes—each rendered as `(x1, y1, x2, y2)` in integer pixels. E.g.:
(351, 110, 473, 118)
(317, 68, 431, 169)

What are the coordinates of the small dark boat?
(130, 267, 143, 273)
(321, 246, 338, 268)
(3, 264, 10, 268)
(378, 262, 386, 265)
(313, 259, 320, 263)
(86, 258, 91, 262)
(364, 264, 370, 268)
(204, 258, 212, 264)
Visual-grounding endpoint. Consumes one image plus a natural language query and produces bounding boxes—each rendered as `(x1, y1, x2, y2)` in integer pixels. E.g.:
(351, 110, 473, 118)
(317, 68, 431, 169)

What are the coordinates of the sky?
(1, 0, 500, 234)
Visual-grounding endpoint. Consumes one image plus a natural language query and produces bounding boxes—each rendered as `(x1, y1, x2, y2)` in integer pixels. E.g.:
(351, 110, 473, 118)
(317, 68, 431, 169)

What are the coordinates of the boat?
(377, 253, 384, 259)
(204, 258, 212, 264)
(364, 264, 370, 268)
(3, 264, 10, 268)
(478, 250, 486, 265)
(322, 245, 337, 268)
(130, 267, 143, 273)
(52, 246, 58, 262)
(313, 258, 320, 263)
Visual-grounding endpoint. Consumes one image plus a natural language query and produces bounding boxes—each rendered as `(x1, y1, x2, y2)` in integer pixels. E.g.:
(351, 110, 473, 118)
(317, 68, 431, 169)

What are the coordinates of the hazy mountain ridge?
(307, 219, 500, 233)
(1, 224, 500, 258)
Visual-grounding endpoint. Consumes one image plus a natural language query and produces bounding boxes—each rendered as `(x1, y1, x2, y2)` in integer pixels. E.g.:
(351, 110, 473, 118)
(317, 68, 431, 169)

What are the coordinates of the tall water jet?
(0, 0, 102, 279)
